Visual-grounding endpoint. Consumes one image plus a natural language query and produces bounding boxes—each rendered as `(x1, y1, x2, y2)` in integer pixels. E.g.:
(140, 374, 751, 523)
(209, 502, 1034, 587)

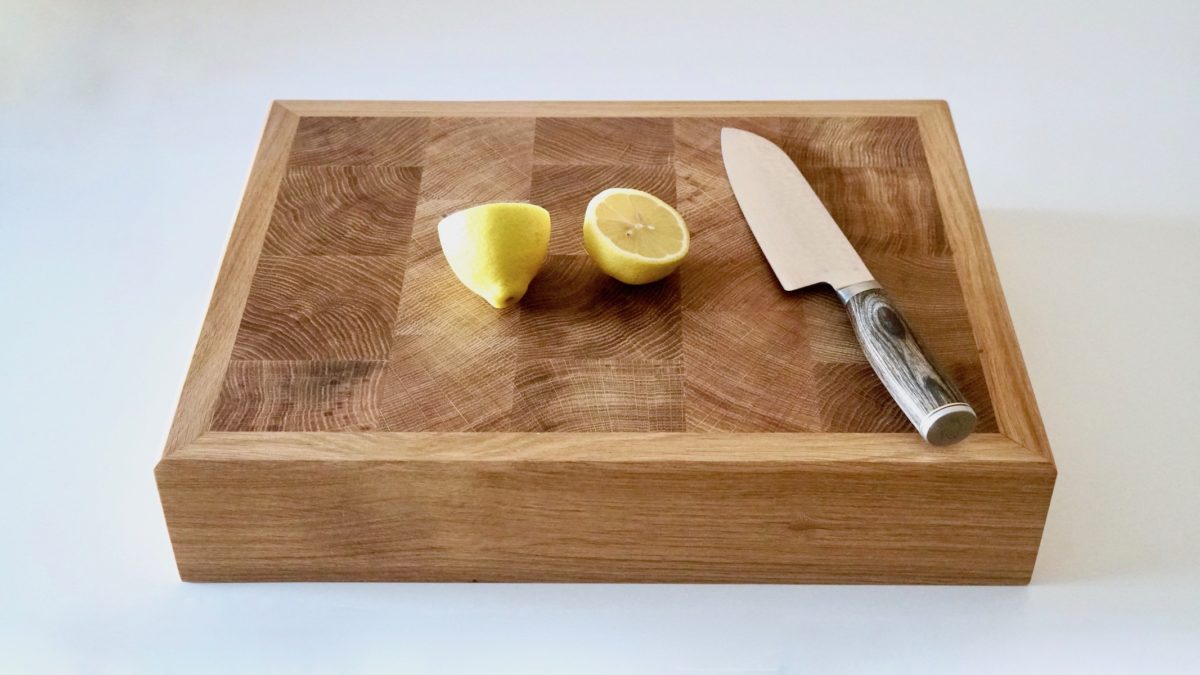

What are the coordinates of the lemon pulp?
(583, 188, 689, 285)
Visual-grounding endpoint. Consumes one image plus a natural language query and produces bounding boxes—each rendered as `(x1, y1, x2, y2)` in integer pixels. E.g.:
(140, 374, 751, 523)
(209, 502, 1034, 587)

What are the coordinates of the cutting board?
(156, 101, 1056, 584)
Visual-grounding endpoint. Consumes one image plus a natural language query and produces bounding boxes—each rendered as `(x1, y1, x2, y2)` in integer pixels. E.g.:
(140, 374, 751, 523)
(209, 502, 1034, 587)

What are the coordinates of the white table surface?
(2, 1, 1197, 672)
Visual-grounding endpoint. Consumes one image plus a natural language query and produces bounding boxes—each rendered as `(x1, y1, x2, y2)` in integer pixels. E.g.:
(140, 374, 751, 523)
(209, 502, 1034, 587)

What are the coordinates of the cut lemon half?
(582, 188, 689, 285)
(438, 202, 550, 308)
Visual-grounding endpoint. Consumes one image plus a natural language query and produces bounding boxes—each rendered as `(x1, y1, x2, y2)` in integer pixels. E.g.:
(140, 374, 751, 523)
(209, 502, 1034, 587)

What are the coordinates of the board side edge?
(276, 99, 941, 118)
(169, 430, 1047, 464)
(156, 443, 1055, 584)
(916, 102, 1055, 464)
(158, 102, 299, 460)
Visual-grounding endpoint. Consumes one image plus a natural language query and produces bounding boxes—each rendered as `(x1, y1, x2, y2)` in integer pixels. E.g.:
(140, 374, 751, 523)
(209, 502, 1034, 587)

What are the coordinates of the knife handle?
(839, 282, 976, 446)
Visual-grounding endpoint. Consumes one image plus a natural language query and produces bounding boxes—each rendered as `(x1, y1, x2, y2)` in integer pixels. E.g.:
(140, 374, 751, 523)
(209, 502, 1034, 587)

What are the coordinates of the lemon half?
(438, 202, 550, 308)
(582, 188, 689, 285)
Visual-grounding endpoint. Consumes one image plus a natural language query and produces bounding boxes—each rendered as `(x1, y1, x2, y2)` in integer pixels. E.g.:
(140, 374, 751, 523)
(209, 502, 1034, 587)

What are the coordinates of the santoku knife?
(721, 127, 976, 446)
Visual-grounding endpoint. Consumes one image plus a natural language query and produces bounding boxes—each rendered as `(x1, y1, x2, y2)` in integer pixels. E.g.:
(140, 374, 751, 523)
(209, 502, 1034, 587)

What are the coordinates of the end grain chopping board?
(156, 101, 1056, 584)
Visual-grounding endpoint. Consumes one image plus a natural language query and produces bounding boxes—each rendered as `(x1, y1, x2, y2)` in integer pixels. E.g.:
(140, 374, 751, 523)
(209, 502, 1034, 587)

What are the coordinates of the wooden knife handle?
(841, 284, 976, 445)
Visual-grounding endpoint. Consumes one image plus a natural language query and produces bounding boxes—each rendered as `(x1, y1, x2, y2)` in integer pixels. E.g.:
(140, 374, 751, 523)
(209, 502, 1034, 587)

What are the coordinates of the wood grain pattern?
(212, 360, 382, 432)
(392, 254, 521, 338)
(158, 101, 1055, 584)
(418, 118, 534, 200)
(510, 359, 686, 432)
(230, 255, 404, 361)
(264, 166, 420, 256)
(815, 361, 913, 432)
(534, 117, 675, 165)
(380, 334, 516, 432)
(516, 256, 682, 362)
(289, 116, 429, 167)
(781, 116, 928, 168)
(803, 166, 949, 257)
(682, 310, 819, 432)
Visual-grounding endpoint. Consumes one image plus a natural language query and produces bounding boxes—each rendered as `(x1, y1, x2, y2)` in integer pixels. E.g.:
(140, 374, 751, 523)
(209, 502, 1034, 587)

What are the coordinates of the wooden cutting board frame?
(155, 101, 1055, 584)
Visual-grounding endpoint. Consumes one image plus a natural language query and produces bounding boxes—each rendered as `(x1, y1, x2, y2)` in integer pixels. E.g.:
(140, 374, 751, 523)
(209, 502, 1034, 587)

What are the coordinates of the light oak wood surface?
(157, 100, 1055, 584)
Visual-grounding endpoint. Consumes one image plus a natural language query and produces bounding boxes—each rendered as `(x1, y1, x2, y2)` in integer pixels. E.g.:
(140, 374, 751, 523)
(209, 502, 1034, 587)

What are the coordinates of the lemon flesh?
(437, 203, 551, 308)
(583, 188, 689, 285)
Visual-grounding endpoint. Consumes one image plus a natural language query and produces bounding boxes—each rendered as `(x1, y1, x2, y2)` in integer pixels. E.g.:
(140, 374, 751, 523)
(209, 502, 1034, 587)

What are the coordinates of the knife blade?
(720, 127, 977, 446)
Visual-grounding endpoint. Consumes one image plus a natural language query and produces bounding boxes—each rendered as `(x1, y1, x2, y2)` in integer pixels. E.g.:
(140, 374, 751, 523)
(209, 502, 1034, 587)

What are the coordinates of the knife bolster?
(835, 279, 883, 303)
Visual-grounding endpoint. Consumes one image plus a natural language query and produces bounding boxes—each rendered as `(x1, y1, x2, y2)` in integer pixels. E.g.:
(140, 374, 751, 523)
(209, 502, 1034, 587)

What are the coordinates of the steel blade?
(720, 127, 873, 291)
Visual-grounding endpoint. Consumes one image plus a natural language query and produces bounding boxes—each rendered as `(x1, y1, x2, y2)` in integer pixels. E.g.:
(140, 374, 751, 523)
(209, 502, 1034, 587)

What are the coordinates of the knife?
(720, 127, 976, 446)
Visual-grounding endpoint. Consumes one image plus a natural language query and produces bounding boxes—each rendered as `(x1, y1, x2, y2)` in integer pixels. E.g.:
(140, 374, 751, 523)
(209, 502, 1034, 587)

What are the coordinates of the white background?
(2, 0, 1198, 672)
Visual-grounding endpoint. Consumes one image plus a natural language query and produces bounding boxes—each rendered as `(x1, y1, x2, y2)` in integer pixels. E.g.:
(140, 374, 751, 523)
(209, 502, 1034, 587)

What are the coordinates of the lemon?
(437, 202, 551, 308)
(582, 188, 689, 285)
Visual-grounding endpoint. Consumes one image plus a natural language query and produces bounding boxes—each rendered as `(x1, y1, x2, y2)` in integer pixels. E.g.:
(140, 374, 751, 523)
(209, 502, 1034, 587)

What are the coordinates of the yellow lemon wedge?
(582, 188, 689, 285)
(437, 202, 551, 308)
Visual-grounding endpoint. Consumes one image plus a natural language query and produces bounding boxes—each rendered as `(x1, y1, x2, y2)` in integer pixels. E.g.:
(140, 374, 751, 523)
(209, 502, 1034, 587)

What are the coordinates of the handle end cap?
(920, 404, 977, 446)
